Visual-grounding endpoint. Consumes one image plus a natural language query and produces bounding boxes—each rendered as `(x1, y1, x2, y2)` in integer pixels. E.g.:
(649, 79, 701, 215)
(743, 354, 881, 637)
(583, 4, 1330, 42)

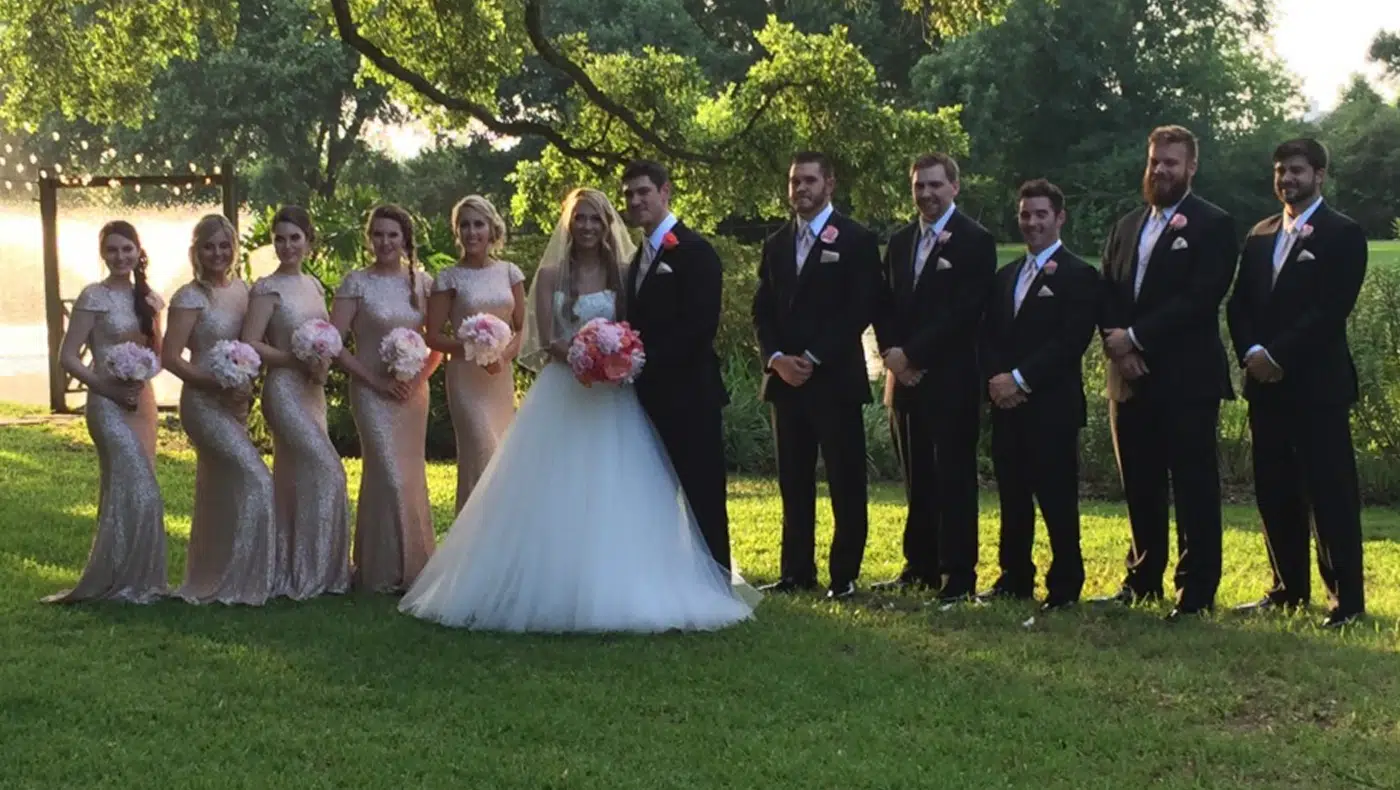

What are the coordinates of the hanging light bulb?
(0, 157, 5, 166)
(51, 131, 60, 141)
(24, 182, 33, 191)
(188, 162, 198, 173)
(39, 169, 48, 178)
(3, 144, 11, 153)
(28, 153, 37, 164)
(172, 186, 182, 196)
(133, 153, 143, 163)
(2, 181, 10, 190)
(133, 184, 142, 193)
(80, 140, 89, 151)
(15, 163, 24, 174)
(109, 178, 121, 189)
(163, 159, 172, 169)
(53, 163, 62, 174)
(213, 165, 222, 175)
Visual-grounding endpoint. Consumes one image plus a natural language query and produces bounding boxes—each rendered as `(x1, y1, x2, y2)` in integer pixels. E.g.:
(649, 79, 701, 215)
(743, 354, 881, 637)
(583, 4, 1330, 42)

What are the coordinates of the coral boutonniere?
(937, 230, 953, 245)
(1298, 223, 1314, 239)
(661, 231, 679, 250)
(819, 225, 839, 244)
(1042, 260, 1058, 275)
(1168, 213, 1188, 231)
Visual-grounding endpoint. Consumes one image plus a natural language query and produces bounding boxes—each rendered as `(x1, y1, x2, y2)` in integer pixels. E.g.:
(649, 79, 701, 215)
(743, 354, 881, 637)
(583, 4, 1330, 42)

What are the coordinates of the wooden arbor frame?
(39, 162, 238, 412)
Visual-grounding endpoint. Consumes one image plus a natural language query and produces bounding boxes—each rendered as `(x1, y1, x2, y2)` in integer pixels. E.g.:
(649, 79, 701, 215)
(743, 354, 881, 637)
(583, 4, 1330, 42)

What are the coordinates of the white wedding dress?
(399, 290, 758, 633)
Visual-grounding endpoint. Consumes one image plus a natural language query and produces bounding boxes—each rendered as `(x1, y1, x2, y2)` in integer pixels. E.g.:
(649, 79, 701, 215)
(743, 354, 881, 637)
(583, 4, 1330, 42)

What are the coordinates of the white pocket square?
(1037, 285, 1054, 297)
(1171, 237, 1189, 251)
(654, 263, 674, 274)
(1297, 250, 1315, 262)
(935, 257, 952, 271)
(820, 250, 840, 263)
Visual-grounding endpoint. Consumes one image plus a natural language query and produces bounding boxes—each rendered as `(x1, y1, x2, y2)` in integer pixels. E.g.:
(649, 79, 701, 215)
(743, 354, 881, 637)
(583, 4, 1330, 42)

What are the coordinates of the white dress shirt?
(1248, 197, 1324, 367)
(913, 202, 956, 285)
(635, 212, 679, 294)
(769, 204, 835, 368)
(1128, 194, 1188, 352)
(1010, 239, 1062, 393)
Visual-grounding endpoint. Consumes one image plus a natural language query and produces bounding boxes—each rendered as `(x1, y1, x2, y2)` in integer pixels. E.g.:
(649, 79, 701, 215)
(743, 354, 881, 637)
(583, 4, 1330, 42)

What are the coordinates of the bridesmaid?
(161, 214, 278, 605)
(241, 206, 351, 600)
(45, 221, 168, 603)
(426, 195, 526, 510)
(330, 205, 441, 593)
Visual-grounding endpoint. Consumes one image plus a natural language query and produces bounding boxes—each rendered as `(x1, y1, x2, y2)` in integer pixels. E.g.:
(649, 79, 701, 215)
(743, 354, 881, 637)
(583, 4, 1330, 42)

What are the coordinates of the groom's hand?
(772, 354, 813, 387)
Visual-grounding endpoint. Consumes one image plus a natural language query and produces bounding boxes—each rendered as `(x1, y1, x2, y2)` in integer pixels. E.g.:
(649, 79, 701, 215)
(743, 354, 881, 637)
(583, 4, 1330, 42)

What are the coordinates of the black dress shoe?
(1090, 588, 1162, 606)
(1039, 598, 1077, 613)
(757, 578, 818, 594)
(1321, 609, 1363, 629)
(1165, 604, 1212, 623)
(976, 587, 1033, 603)
(1233, 596, 1305, 614)
(933, 589, 976, 606)
(826, 581, 856, 600)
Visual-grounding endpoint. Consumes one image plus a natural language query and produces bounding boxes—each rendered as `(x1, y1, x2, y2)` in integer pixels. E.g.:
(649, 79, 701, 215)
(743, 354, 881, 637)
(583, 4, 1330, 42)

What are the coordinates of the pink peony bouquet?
(291, 318, 343, 365)
(567, 318, 645, 387)
(206, 340, 262, 389)
(456, 313, 512, 366)
(380, 327, 429, 381)
(104, 341, 160, 382)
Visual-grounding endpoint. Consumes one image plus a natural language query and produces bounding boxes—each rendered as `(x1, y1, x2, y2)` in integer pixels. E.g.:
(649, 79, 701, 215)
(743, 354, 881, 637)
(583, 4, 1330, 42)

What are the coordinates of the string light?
(3, 181, 10, 190)
(188, 162, 198, 173)
(15, 163, 24, 174)
(80, 140, 89, 151)
(3, 144, 10, 153)
(39, 169, 48, 178)
(133, 153, 143, 163)
(133, 184, 141, 193)
(51, 131, 60, 141)
(213, 165, 222, 175)
(53, 163, 62, 174)
(28, 153, 37, 164)
(24, 182, 33, 191)
(0, 157, 5, 166)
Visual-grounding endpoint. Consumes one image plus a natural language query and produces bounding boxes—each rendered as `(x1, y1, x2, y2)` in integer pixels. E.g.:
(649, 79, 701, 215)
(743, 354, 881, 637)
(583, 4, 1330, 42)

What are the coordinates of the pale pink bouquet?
(380, 327, 429, 381)
(291, 318, 343, 365)
(104, 341, 160, 382)
(567, 318, 645, 386)
(456, 313, 512, 366)
(206, 340, 262, 389)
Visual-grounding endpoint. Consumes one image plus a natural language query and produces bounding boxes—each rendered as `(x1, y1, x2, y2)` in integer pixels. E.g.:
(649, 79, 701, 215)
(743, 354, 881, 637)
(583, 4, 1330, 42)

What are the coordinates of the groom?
(619, 159, 732, 571)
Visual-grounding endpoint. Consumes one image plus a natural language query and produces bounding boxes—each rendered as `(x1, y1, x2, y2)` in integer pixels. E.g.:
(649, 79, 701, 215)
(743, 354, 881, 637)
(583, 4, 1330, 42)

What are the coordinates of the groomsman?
(753, 151, 882, 599)
(1097, 125, 1238, 621)
(872, 153, 997, 602)
(978, 180, 1098, 611)
(1225, 138, 1367, 629)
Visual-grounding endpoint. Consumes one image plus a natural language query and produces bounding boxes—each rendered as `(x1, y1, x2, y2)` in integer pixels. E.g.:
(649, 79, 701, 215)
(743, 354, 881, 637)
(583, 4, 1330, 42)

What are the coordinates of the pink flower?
(1168, 213, 1188, 231)
(937, 230, 953, 245)
(1043, 260, 1058, 275)
(568, 318, 646, 386)
(1298, 223, 1314, 239)
(820, 225, 839, 244)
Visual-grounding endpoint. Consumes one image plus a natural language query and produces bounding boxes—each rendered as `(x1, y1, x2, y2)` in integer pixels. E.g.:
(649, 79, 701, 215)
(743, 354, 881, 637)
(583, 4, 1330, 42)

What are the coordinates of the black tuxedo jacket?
(621, 221, 728, 412)
(752, 210, 882, 404)
(1226, 202, 1366, 406)
(979, 246, 1099, 426)
(1100, 192, 1238, 403)
(873, 209, 998, 409)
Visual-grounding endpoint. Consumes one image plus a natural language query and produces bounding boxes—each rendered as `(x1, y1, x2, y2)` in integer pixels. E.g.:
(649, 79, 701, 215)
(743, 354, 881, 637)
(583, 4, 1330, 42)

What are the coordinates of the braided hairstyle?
(99, 220, 155, 342)
(365, 204, 420, 311)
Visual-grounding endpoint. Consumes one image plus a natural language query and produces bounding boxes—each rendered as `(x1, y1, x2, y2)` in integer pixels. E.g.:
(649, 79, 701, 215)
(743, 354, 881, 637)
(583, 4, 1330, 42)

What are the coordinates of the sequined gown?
(434, 261, 524, 510)
(169, 280, 279, 605)
(335, 269, 436, 592)
(44, 282, 167, 603)
(250, 272, 351, 599)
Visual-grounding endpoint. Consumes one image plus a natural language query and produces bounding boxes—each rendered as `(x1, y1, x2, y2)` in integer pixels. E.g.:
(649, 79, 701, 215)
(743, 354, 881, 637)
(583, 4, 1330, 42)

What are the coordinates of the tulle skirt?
(399, 363, 758, 633)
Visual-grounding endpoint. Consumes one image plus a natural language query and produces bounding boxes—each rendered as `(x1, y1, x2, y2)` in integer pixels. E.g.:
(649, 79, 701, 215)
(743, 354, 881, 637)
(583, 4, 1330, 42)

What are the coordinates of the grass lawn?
(3, 417, 1400, 789)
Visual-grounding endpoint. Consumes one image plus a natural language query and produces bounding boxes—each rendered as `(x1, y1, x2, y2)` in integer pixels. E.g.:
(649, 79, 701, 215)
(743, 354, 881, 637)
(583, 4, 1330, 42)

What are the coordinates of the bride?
(399, 188, 758, 633)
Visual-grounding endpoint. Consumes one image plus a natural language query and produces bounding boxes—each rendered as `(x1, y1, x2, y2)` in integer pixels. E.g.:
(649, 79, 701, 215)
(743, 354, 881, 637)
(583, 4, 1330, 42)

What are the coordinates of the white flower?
(456, 313, 513, 366)
(291, 319, 343, 365)
(380, 327, 428, 381)
(105, 342, 160, 382)
(206, 340, 262, 389)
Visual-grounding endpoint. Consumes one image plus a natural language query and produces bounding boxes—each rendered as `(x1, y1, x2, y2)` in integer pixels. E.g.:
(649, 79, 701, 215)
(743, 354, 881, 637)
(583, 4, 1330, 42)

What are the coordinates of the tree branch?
(327, 0, 619, 175)
(522, 0, 718, 164)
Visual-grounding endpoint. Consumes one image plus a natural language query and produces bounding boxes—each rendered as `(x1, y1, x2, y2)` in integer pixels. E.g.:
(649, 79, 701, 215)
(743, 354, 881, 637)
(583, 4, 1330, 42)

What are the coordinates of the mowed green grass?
(2, 414, 1400, 789)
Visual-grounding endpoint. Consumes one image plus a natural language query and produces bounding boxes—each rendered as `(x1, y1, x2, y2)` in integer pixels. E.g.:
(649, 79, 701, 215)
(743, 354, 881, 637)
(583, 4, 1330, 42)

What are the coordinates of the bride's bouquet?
(104, 341, 161, 382)
(380, 327, 429, 381)
(206, 340, 262, 389)
(568, 318, 645, 386)
(457, 313, 512, 366)
(291, 318, 343, 366)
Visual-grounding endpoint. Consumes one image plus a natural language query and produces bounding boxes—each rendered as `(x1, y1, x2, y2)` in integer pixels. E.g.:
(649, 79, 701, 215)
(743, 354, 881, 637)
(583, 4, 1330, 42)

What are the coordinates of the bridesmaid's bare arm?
(61, 309, 138, 408)
(504, 281, 527, 362)
(161, 308, 220, 391)
(329, 296, 395, 396)
(241, 292, 307, 375)
(424, 290, 461, 356)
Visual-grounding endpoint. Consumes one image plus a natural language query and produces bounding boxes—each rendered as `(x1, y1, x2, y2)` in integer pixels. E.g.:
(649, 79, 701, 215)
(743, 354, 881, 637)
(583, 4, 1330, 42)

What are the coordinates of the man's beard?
(1142, 172, 1189, 207)
(1277, 180, 1318, 207)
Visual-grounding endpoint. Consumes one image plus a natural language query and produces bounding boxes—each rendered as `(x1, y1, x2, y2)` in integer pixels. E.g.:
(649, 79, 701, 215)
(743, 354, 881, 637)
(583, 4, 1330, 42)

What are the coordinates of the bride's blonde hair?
(559, 188, 626, 321)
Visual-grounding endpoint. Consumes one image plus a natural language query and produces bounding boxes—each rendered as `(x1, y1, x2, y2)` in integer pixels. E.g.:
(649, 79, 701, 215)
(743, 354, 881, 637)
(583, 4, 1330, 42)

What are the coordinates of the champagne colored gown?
(335, 268, 436, 592)
(170, 280, 279, 605)
(44, 282, 167, 604)
(434, 261, 524, 510)
(250, 272, 351, 599)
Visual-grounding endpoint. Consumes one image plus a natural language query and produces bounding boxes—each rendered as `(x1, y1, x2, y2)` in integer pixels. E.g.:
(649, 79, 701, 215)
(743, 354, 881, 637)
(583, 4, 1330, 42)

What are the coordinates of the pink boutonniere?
(819, 225, 839, 244)
(1042, 260, 1058, 275)
(1298, 224, 1314, 239)
(662, 231, 679, 250)
(937, 230, 953, 245)
(1168, 213, 1188, 231)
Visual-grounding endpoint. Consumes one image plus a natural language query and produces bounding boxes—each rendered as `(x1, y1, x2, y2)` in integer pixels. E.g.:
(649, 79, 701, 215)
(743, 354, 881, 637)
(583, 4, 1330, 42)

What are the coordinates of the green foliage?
(1318, 78, 1400, 239)
(511, 18, 968, 230)
(913, 0, 1303, 250)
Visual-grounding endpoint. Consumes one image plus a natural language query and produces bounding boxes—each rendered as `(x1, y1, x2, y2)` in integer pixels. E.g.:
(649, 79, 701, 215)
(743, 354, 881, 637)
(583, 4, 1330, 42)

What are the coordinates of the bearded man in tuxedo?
(1226, 137, 1367, 629)
(872, 153, 997, 603)
(752, 151, 882, 600)
(1096, 125, 1238, 622)
(978, 179, 1098, 612)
